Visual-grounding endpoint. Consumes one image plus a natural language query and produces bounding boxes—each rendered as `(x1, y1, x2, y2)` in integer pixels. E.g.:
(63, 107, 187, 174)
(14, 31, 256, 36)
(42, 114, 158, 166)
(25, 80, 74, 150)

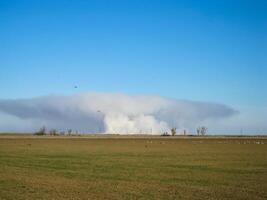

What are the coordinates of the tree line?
(161, 126, 208, 136)
(34, 126, 78, 136)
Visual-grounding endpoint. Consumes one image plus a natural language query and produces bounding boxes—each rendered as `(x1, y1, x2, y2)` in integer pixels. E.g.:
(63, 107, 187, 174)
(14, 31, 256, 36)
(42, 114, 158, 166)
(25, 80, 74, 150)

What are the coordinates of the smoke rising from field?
(0, 92, 237, 134)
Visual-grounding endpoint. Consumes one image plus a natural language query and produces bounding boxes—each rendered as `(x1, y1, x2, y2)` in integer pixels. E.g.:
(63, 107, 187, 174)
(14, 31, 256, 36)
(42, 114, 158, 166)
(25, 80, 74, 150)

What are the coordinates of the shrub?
(34, 126, 46, 135)
(161, 132, 170, 136)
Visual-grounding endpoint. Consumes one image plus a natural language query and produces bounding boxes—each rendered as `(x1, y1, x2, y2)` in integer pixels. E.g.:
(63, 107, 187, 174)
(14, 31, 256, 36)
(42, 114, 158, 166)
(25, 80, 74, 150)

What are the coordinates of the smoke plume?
(0, 92, 237, 134)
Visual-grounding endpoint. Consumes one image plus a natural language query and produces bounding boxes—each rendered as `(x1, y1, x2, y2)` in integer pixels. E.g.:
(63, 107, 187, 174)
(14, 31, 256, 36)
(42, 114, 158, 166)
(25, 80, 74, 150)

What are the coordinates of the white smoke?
(0, 92, 237, 134)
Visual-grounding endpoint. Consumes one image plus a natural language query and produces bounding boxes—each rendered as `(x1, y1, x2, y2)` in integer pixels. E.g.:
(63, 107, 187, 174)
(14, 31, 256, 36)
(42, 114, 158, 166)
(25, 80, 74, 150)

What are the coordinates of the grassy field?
(0, 135, 266, 200)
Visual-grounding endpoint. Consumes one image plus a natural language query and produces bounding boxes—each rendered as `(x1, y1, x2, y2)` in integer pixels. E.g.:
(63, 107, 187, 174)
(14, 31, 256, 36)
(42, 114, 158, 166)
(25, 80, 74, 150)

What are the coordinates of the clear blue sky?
(0, 0, 266, 108)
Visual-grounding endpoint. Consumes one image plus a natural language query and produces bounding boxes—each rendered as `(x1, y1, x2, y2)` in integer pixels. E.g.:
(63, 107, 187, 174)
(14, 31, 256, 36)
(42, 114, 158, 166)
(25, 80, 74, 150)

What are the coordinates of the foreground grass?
(0, 136, 266, 200)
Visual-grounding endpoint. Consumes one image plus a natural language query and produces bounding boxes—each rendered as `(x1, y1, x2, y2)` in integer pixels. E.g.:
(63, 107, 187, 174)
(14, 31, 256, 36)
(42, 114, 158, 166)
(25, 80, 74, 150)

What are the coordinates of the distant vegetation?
(34, 126, 46, 135)
(34, 126, 80, 136)
(197, 126, 208, 136)
(34, 126, 210, 136)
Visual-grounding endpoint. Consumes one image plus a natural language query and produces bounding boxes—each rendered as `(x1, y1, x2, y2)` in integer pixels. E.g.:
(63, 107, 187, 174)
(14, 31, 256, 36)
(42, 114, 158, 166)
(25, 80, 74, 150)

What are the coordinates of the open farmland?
(0, 135, 266, 200)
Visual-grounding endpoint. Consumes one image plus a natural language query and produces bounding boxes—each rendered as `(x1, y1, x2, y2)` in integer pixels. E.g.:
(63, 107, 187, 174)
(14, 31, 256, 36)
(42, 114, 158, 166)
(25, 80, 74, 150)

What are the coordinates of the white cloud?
(0, 92, 237, 134)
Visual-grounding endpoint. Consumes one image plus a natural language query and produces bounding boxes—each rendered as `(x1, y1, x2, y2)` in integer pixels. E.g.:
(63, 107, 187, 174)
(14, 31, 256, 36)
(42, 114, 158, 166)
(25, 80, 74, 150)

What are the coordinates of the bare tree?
(49, 129, 57, 136)
(67, 129, 72, 136)
(197, 126, 207, 136)
(197, 127, 200, 135)
(200, 126, 207, 136)
(171, 128, 177, 136)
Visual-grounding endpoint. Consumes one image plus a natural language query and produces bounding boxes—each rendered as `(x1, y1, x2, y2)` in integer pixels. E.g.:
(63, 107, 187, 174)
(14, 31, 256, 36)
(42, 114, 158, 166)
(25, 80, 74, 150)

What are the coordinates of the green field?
(0, 136, 266, 200)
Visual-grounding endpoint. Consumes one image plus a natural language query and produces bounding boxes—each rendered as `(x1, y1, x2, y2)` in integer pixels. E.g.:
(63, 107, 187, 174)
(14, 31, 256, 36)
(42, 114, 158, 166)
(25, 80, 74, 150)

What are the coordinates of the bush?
(34, 126, 46, 135)
(161, 132, 170, 136)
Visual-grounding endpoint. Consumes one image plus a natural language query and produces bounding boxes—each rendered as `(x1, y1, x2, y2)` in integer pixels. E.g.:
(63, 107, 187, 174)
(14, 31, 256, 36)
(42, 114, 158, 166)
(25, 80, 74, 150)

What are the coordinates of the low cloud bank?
(0, 92, 237, 134)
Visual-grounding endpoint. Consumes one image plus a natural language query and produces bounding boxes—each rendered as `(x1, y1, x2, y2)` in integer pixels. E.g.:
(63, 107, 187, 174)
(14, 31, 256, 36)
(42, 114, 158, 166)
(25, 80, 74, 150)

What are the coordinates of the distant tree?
(197, 126, 207, 136)
(171, 128, 177, 136)
(34, 126, 46, 135)
(67, 129, 72, 136)
(49, 129, 57, 136)
(200, 126, 207, 136)
(197, 127, 200, 135)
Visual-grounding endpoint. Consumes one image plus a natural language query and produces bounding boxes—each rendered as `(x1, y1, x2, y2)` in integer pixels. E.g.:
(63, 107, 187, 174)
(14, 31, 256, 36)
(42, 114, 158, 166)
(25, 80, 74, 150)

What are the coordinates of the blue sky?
(0, 0, 266, 133)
